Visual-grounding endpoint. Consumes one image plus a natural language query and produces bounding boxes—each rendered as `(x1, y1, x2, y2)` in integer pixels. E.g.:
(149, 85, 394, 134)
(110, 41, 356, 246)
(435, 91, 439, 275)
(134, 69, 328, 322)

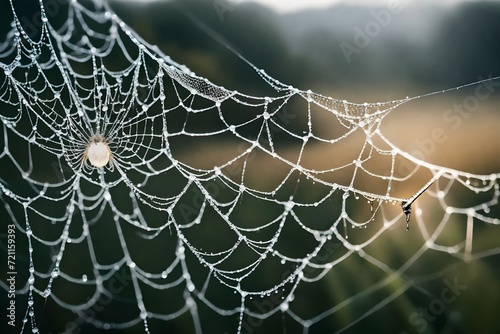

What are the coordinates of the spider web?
(1, 0, 500, 333)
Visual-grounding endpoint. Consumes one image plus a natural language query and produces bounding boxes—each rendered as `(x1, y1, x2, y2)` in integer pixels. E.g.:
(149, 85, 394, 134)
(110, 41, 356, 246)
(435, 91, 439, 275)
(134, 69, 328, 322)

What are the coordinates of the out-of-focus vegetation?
(110, 0, 500, 100)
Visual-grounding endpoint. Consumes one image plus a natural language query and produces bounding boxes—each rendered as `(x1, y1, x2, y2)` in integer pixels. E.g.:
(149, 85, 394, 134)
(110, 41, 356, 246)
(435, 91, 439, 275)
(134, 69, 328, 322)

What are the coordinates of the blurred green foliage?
(108, 0, 500, 96)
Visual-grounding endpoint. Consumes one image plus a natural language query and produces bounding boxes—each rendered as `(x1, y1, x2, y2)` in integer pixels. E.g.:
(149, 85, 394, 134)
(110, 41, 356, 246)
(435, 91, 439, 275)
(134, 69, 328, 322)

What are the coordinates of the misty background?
(110, 0, 500, 101)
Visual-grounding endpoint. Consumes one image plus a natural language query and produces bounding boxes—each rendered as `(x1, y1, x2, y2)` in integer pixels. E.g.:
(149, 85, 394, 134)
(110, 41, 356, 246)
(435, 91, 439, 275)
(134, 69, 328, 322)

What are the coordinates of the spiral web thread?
(1, 1, 500, 333)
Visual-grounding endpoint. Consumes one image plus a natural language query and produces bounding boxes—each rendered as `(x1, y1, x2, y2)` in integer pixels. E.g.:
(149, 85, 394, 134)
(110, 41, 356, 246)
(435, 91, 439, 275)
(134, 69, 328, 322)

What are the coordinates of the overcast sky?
(129, 0, 484, 14)
(236, 0, 479, 13)
(239, 0, 350, 13)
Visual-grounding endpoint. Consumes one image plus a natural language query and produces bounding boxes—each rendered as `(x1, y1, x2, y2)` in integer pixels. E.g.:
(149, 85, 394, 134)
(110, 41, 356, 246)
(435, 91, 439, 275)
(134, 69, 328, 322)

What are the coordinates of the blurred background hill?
(2, 0, 499, 98)
(106, 0, 500, 172)
(108, 0, 500, 100)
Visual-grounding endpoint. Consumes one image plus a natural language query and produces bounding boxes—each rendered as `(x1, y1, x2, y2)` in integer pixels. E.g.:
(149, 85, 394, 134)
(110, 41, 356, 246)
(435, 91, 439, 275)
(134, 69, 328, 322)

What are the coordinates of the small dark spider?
(401, 178, 436, 230)
(401, 200, 412, 230)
